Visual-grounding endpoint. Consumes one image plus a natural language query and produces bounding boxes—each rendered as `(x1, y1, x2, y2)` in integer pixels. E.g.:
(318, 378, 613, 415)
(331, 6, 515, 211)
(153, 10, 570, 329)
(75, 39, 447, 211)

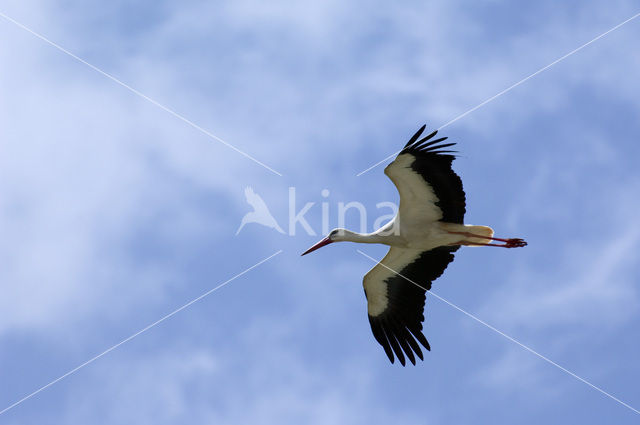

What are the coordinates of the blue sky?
(1, 0, 640, 423)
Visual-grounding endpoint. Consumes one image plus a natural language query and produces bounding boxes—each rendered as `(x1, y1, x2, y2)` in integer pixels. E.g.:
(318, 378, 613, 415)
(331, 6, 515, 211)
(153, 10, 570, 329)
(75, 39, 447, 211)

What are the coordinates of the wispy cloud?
(59, 327, 426, 425)
(2, 0, 640, 423)
(482, 174, 640, 332)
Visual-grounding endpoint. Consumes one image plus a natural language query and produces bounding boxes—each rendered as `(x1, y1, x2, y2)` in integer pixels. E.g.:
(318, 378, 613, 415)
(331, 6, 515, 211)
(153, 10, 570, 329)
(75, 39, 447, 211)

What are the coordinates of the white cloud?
(0, 12, 253, 334)
(61, 325, 426, 425)
(481, 177, 640, 332)
(472, 347, 561, 397)
(2, 1, 640, 423)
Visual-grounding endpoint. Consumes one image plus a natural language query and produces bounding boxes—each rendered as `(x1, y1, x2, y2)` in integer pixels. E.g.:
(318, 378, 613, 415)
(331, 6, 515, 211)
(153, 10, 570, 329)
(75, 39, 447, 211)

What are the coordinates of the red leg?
(463, 240, 527, 248)
(448, 231, 527, 248)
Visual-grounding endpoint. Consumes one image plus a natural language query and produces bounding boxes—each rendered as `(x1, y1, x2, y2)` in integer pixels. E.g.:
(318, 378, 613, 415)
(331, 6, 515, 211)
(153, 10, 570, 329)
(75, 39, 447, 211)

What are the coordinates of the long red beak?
(301, 237, 333, 256)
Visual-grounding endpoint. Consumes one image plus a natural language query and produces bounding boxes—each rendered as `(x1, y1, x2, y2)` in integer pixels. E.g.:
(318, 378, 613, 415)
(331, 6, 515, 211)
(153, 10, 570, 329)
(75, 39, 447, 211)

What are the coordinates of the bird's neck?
(335, 230, 386, 244)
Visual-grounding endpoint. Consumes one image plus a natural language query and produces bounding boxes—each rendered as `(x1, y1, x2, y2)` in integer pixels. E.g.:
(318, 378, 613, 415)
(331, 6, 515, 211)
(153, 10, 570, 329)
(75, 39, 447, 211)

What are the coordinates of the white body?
(336, 220, 494, 250)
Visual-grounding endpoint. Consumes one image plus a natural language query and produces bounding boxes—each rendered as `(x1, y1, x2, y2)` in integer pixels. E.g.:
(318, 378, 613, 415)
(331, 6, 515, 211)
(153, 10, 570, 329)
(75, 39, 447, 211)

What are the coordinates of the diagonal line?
(356, 11, 640, 177)
(0, 250, 283, 416)
(0, 11, 283, 177)
(356, 249, 640, 415)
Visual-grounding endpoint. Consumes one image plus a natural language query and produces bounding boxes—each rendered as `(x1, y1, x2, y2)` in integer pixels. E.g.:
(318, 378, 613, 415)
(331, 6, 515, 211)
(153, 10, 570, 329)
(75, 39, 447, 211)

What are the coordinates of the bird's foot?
(505, 238, 527, 248)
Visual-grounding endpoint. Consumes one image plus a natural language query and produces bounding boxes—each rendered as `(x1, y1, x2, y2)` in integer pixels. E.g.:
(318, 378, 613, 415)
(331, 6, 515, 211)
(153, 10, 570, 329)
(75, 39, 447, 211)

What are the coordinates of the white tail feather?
(464, 225, 494, 246)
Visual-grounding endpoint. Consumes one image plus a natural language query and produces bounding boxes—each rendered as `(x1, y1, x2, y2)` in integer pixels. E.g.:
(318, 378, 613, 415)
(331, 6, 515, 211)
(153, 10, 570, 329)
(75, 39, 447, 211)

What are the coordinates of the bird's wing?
(384, 125, 466, 224)
(363, 245, 458, 365)
(245, 187, 271, 213)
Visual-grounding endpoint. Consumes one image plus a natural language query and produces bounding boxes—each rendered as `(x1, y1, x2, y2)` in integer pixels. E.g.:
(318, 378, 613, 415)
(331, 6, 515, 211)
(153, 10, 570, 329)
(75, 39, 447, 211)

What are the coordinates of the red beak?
(301, 236, 333, 256)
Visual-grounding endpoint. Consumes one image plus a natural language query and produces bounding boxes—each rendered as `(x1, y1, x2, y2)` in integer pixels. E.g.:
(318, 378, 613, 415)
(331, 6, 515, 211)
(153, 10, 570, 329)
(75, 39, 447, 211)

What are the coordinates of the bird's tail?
(464, 225, 494, 246)
(272, 222, 285, 234)
(235, 218, 248, 235)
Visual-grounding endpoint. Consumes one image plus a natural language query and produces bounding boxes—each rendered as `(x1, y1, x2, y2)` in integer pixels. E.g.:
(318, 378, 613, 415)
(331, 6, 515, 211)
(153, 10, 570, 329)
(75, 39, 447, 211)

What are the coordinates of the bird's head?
(301, 228, 346, 256)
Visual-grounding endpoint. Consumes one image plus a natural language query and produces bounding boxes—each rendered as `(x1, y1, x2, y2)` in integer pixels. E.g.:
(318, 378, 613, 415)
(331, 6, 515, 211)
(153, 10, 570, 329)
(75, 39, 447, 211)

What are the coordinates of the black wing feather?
(366, 246, 458, 365)
(400, 323, 424, 361)
(384, 321, 406, 366)
(369, 318, 394, 363)
(403, 125, 427, 148)
(398, 125, 466, 223)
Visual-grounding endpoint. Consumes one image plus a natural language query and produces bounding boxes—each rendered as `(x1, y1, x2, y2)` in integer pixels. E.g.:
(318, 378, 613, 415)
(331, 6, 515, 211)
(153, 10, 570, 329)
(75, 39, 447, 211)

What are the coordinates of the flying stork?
(301, 125, 527, 366)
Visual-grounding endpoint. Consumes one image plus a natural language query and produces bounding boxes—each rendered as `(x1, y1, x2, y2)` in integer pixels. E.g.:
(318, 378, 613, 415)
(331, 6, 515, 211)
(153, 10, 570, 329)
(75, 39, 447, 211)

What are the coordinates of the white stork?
(301, 125, 526, 366)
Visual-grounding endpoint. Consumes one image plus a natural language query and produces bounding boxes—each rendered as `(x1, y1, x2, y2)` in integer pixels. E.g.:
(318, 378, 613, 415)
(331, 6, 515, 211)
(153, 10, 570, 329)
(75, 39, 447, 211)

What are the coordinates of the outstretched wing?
(384, 125, 466, 224)
(363, 245, 458, 365)
(244, 187, 270, 214)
